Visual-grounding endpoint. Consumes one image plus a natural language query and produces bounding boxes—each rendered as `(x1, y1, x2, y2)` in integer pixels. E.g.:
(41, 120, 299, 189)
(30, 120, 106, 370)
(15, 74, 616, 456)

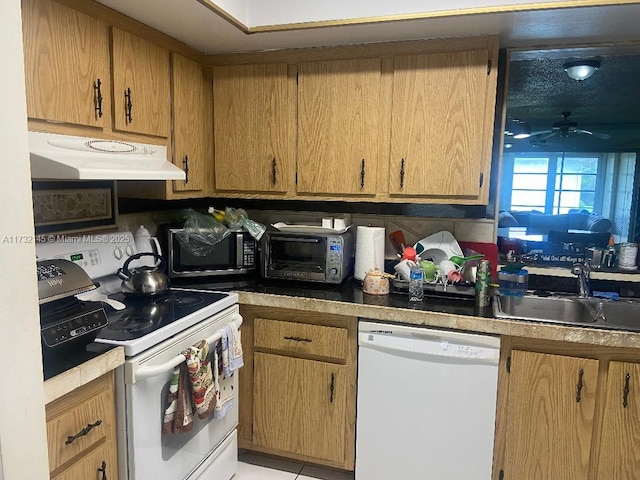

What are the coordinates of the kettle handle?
(122, 252, 165, 277)
(149, 236, 162, 256)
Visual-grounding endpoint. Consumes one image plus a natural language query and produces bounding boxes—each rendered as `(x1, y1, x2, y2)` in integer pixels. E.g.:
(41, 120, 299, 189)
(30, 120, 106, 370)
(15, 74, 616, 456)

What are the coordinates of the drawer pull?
(94, 78, 103, 118)
(284, 336, 312, 343)
(624, 373, 631, 408)
(329, 372, 335, 403)
(98, 460, 107, 480)
(65, 420, 102, 445)
(575, 368, 584, 403)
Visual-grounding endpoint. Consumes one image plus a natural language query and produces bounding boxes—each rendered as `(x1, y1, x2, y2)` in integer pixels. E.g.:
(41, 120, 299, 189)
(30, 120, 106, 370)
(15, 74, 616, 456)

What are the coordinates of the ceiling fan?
(529, 111, 611, 141)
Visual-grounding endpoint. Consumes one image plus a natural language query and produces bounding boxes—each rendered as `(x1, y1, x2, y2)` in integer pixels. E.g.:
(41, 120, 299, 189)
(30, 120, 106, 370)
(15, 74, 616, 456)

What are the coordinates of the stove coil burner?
(155, 294, 204, 308)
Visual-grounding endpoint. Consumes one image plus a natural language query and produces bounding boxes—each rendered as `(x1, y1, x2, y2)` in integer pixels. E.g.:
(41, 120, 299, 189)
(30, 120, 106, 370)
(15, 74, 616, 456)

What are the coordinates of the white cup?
(394, 259, 416, 281)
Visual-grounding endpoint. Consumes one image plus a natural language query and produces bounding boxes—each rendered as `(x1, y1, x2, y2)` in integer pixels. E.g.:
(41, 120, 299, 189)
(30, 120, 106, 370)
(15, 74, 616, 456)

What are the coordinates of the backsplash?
(117, 207, 496, 260)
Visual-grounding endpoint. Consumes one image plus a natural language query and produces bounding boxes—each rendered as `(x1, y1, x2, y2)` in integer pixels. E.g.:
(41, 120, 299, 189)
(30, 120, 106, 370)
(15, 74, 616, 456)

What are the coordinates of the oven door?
(264, 234, 328, 282)
(116, 306, 240, 480)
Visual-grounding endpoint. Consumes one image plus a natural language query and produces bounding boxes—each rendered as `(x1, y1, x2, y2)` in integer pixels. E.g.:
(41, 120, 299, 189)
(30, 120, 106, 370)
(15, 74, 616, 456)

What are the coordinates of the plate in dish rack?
(271, 222, 351, 234)
(414, 231, 463, 263)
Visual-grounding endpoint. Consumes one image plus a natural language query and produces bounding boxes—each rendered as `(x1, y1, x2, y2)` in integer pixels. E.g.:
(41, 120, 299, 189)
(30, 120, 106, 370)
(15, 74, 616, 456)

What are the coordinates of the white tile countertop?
(43, 346, 124, 404)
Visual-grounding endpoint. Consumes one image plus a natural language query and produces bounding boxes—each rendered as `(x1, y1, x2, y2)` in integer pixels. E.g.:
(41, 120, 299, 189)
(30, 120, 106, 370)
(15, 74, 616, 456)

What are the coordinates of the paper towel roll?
(354, 226, 385, 281)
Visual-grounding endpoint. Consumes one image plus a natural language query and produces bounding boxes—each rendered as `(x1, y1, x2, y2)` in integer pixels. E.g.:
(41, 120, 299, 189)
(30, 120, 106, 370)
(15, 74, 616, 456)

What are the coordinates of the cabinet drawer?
(254, 318, 348, 362)
(51, 442, 110, 480)
(47, 390, 111, 473)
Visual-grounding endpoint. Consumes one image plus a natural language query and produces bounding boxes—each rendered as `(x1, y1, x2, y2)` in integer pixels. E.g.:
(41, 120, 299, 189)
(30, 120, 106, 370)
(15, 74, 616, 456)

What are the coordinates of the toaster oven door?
(265, 235, 328, 282)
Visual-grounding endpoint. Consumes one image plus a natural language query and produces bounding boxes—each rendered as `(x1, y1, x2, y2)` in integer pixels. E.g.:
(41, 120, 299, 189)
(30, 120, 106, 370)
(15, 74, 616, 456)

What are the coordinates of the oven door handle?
(126, 314, 243, 384)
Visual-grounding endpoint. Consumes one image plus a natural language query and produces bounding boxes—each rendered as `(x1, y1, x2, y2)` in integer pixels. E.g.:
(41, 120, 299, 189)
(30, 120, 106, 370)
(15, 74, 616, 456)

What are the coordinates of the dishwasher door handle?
(359, 332, 500, 364)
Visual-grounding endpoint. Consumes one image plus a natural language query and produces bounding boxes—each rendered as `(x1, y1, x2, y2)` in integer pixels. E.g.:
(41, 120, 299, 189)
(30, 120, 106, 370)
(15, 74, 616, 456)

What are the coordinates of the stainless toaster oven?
(260, 230, 354, 284)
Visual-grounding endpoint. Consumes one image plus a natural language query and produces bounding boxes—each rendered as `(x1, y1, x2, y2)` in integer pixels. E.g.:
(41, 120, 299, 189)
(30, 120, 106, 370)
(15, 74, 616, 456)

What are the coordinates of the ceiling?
(95, 0, 640, 54)
(505, 48, 640, 152)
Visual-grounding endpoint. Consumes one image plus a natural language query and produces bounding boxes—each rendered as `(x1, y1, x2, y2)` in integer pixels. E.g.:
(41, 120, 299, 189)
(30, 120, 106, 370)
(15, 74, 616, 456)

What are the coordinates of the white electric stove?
(36, 232, 241, 480)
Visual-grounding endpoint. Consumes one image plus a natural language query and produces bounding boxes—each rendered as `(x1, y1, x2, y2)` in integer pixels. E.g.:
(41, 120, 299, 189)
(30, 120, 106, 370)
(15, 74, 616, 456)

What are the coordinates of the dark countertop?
(171, 275, 491, 319)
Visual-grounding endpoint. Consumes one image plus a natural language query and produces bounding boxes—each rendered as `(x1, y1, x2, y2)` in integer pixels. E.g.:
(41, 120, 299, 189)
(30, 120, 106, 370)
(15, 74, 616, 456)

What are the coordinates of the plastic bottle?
(408, 264, 424, 302)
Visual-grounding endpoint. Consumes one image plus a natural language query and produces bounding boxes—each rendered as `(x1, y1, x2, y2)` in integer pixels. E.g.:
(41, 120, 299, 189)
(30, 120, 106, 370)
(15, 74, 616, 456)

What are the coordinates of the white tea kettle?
(133, 225, 162, 268)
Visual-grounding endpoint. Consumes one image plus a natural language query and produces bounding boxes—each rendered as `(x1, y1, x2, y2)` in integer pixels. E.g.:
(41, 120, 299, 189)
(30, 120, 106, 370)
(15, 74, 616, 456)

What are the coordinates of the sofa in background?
(498, 210, 612, 233)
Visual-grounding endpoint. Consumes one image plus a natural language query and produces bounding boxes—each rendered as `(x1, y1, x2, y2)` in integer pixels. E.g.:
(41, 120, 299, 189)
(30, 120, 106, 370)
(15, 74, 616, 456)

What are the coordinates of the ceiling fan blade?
(592, 131, 612, 140)
(574, 129, 593, 136)
(530, 130, 552, 136)
(537, 131, 558, 141)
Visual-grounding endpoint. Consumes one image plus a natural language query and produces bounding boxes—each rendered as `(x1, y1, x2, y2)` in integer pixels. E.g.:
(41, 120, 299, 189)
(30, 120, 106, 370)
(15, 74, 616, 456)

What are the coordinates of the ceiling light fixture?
(563, 60, 601, 82)
(512, 121, 531, 139)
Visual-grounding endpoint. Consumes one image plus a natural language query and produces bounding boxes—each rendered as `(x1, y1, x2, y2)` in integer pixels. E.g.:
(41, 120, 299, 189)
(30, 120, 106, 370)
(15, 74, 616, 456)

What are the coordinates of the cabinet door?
(297, 59, 381, 195)
(213, 64, 294, 193)
(22, 0, 110, 127)
(171, 53, 212, 194)
(503, 350, 598, 480)
(594, 361, 640, 479)
(253, 352, 347, 465)
(389, 50, 490, 198)
(112, 28, 170, 137)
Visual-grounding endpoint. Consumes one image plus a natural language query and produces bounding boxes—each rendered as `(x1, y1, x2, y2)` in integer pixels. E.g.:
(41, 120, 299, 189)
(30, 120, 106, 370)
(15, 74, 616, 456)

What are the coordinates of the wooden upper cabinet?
(594, 361, 640, 480)
(503, 350, 598, 480)
(212, 63, 294, 193)
(111, 28, 170, 137)
(22, 0, 110, 128)
(171, 53, 212, 194)
(389, 49, 494, 199)
(297, 59, 382, 195)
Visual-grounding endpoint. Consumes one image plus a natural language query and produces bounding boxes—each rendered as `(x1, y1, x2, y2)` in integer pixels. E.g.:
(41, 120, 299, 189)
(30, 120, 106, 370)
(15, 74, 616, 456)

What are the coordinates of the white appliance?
(29, 131, 186, 180)
(356, 321, 500, 479)
(36, 233, 241, 480)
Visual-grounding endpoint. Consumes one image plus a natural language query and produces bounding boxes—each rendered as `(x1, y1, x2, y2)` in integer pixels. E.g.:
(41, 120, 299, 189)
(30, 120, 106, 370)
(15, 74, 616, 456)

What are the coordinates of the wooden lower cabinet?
(502, 350, 599, 479)
(495, 339, 640, 480)
(46, 373, 118, 480)
(594, 361, 640, 480)
(238, 305, 357, 471)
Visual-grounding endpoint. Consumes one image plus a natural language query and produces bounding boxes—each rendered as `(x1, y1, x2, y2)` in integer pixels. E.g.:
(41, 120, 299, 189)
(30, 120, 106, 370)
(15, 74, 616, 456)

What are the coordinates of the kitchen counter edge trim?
(43, 346, 125, 404)
(236, 291, 640, 350)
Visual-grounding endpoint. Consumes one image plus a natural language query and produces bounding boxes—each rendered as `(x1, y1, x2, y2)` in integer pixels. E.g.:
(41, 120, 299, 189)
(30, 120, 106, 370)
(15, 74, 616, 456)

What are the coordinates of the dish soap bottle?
(408, 263, 424, 302)
(605, 236, 617, 269)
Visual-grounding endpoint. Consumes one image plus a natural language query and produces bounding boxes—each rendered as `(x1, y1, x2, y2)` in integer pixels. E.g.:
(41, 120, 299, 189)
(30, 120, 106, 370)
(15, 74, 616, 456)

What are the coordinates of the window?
(501, 152, 602, 214)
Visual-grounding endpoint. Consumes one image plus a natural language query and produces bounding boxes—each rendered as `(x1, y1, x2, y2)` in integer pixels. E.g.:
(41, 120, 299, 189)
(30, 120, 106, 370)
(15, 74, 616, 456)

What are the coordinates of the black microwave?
(164, 227, 257, 278)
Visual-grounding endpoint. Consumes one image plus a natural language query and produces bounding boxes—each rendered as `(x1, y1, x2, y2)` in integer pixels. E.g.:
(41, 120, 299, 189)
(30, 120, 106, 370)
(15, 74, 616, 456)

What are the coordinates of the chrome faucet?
(571, 259, 592, 298)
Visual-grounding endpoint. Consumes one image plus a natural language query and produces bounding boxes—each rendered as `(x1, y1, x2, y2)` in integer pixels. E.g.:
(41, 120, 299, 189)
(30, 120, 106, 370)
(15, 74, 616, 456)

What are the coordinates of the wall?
(0, 1, 50, 478)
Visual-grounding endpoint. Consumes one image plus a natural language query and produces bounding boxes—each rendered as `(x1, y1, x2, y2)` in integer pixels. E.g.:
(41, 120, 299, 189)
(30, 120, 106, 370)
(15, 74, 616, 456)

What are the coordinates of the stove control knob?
(114, 247, 123, 259)
(125, 245, 134, 256)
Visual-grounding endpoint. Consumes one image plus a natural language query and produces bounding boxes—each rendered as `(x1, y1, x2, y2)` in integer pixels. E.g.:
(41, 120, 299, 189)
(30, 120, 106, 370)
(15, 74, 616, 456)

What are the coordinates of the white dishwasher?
(356, 321, 500, 480)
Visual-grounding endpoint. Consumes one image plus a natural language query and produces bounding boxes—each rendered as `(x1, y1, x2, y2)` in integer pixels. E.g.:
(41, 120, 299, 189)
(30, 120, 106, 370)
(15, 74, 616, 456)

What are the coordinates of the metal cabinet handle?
(624, 373, 631, 408)
(98, 460, 107, 480)
(65, 420, 102, 445)
(400, 158, 405, 188)
(272, 158, 277, 185)
(283, 336, 312, 343)
(124, 87, 133, 123)
(576, 368, 584, 403)
(329, 373, 335, 403)
(183, 155, 189, 184)
(360, 159, 365, 188)
(94, 79, 103, 118)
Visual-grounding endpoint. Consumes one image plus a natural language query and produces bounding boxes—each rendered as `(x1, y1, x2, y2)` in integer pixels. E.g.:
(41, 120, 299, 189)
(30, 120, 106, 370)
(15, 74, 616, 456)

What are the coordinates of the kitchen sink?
(493, 294, 640, 331)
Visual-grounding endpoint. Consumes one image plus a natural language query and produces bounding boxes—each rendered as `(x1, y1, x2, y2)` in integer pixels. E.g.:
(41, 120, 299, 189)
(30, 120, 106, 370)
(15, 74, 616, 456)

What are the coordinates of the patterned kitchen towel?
(222, 323, 244, 376)
(213, 339, 234, 419)
(184, 340, 216, 419)
(162, 362, 194, 434)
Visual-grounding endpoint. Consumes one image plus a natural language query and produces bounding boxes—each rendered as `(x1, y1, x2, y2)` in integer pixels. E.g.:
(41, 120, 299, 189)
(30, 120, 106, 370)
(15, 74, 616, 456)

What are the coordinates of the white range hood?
(29, 131, 186, 181)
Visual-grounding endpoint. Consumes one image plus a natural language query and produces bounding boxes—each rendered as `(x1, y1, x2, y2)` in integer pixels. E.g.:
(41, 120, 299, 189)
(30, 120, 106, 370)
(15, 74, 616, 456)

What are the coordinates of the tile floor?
(235, 452, 355, 480)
